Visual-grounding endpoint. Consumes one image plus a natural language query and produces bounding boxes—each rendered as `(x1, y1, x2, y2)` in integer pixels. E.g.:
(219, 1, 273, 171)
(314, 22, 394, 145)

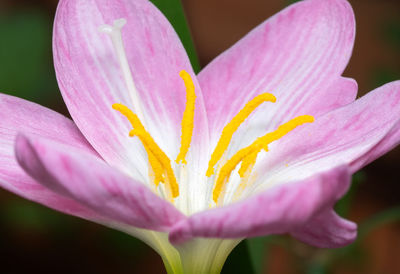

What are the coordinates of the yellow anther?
(147, 150, 165, 186)
(213, 115, 314, 203)
(130, 129, 179, 198)
(113, 103, 161, 185)
(238, 150, 260, 177)
(206, 93, 276, 177)
(175, 70, 196, 164)
(113, 103, 179, 197)
(112, 103, 146, 131)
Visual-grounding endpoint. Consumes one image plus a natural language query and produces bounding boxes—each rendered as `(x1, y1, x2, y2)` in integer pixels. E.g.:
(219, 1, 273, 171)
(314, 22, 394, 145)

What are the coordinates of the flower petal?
(169, 166, 350, 244)
(0, 94, 99, 220)
(352, 118, 400, 172)
(291, 209, 357, 248)
(300, 77, 357, 115)
(53, 0, 209, 174)
(15, 134, 185, 231)
(198, 0, 355, 139)
(255, 80, 400, 186)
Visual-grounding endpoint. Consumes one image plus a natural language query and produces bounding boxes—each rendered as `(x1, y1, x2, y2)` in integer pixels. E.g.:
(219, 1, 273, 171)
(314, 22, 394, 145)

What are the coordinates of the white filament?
(99, 19, 146, 123)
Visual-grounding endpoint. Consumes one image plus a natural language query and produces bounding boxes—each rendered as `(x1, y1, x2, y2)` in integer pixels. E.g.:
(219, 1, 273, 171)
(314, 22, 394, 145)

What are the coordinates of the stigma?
(100, 18, 145, 123)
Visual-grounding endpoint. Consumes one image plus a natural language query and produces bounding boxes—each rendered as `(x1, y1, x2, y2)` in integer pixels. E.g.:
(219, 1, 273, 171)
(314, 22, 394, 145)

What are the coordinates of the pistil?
(100, 19, 146, 123)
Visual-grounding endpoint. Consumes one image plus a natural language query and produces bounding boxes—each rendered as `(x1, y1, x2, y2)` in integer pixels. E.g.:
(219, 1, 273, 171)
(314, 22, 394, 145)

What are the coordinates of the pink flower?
(1, 0, 399, 272)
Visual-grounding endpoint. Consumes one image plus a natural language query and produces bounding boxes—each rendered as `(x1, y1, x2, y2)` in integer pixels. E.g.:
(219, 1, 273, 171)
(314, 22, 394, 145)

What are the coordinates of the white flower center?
(99, 18, 315, 214)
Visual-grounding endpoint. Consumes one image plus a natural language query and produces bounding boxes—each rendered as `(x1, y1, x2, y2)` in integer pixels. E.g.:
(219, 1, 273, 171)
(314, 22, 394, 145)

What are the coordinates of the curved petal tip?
(292, 210, 357, 248)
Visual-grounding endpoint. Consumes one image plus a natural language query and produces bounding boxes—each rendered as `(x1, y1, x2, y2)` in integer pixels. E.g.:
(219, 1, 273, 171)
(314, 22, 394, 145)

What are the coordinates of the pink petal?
(53, 0, 209, 172)
(169, 166, 350, 244)
(15, 134, 185, 231)
(256, 80, 400, 183)
(352, 118, 400, 171)
(291, 209, 357, 248)
(300, 77, 358, 115)
(198, 0, 356, 139)
(0, 94, 100, 220)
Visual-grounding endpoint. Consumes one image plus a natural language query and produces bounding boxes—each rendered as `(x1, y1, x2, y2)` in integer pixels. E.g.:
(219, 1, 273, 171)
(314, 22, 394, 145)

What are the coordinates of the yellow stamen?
(112, 103, 146, 131)
(130, 129, 179, 198)
(175, 70, 196, 164)
(238, 150, 260, 177)
(113, 103, 161, 184)
(206, 93, 276, 176)
(213, 115, 314, 203)
(232, 168, 258, 203)
(113, 103, 179, 197)
(146, 147, 165, 186)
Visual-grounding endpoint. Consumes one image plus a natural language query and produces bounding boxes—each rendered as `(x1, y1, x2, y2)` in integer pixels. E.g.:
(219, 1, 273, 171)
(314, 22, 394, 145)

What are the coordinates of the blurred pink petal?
(291, 209, 357, 248)
(15, 134, 184, 231)
(0, 94, 100, 220)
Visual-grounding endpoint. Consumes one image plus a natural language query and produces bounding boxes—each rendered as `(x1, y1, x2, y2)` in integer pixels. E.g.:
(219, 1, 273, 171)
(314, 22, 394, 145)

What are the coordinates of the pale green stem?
(113, 224, 240, 274)
(168, 238, 241, 274)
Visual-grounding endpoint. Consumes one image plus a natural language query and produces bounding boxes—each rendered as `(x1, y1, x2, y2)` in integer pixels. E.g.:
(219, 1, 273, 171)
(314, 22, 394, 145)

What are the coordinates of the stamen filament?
(113, 103, 179, 197)
(213, 115, 314, 203)
(175, 70, 197, 164)
(206, 93, 277, 176)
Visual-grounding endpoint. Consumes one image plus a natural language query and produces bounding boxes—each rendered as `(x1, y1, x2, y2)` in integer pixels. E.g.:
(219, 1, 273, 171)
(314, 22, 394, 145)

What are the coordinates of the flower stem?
(171, 238, 241, 274)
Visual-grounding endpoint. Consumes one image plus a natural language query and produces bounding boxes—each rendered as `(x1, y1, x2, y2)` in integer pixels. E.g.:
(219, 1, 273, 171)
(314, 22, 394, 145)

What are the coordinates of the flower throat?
(100, 19, 314, 204)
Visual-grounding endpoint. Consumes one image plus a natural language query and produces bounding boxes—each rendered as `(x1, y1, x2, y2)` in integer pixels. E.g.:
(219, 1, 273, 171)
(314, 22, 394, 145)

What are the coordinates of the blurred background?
(0, 0, 399, 273)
